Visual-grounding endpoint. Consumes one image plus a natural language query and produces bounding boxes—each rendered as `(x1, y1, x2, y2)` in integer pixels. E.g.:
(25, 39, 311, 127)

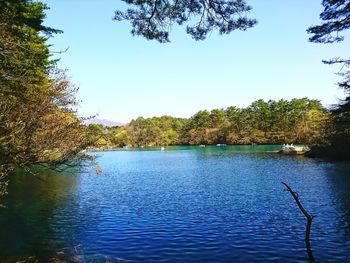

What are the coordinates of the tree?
(189, 110, 212, 128)
(307, 0, 350, 44)
(307, 0, 350, 160)
(114, 0, 257, 42)
(0, 0, 89, 199)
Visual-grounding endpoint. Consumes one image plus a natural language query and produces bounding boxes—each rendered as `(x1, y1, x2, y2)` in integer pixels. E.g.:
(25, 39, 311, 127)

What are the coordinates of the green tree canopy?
(88, 99, 329, 148)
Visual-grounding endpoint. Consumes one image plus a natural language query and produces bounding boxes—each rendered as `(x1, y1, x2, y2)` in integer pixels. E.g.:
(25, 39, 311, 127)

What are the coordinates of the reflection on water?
(0, 146, 350, 262)
(0, 168, 78, 261)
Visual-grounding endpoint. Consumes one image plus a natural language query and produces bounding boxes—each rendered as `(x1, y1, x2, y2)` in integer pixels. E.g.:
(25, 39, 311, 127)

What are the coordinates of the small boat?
(216, 144, 227, 147)
(279, 144, 310, 155)
(199, 144, 206, 147)
(160, 147, 165, 151)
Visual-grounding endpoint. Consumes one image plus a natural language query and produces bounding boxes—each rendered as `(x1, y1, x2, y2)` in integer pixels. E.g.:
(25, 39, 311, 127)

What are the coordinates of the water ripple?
(1, 146, 350, 262)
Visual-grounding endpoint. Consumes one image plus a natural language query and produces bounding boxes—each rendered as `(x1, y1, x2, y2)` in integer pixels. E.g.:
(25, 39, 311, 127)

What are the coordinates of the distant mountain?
(85, 118, 125, 127)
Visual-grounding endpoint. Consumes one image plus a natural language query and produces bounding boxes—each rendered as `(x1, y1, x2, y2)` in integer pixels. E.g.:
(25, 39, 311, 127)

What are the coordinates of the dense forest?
(87, 98, 329, 148)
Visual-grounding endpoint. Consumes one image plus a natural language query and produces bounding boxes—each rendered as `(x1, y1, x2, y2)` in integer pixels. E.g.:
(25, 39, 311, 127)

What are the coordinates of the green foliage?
(306, 0, 350, 160)
(0, 0, 88, 198)
(87, 98, 329, 149)
(184, 98, 328, 145)
(307, 0, 350, 43)
(127, 116, 188, 146)
(87, 116, 188, 148)
(114, 0, 257, 42)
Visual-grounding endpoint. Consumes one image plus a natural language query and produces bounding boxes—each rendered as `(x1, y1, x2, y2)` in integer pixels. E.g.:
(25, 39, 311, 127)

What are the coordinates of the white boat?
(160, 147, 165, 151)
(280, 144, 310, 155)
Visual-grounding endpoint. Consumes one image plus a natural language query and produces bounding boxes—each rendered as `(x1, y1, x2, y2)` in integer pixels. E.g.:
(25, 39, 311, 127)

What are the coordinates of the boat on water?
(199, 144, 206, 147)
(216, 144, 227, 147)
(279, 144, 310, 155)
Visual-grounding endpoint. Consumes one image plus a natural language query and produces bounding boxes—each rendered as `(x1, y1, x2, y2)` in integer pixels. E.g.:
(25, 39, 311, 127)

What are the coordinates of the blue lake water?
(1, 145, 350, 262)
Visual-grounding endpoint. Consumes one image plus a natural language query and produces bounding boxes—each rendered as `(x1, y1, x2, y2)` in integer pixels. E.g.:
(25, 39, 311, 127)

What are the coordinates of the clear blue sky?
(43, 0, 349, 123)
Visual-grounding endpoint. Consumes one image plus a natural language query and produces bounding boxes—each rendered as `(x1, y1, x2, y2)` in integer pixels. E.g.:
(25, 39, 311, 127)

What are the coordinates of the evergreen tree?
(307, 0, 350, 160)
(114, 0, 257, 42)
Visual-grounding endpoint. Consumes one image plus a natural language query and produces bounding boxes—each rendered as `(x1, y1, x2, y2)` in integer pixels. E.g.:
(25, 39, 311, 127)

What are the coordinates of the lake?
(1, 145, 350, 262)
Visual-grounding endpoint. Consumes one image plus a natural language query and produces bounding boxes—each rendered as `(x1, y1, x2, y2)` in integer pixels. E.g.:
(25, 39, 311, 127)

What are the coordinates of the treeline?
(87, 116, 188, 148)
(87, 98, 329, 148)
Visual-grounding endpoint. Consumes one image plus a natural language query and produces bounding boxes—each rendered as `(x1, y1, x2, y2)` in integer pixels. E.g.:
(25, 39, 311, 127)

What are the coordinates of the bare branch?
(282, 182, 314, 242)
